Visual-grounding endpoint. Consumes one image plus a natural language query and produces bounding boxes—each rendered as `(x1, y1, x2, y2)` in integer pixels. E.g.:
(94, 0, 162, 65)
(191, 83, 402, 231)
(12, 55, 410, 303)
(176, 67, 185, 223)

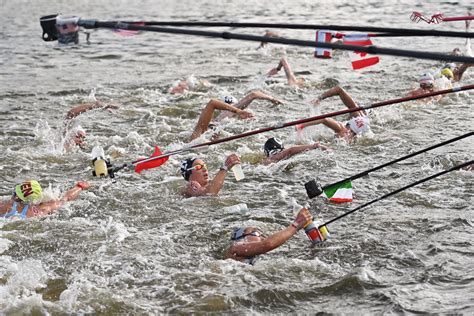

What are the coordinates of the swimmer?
(262, 137, 331, 165)
(180, 155, 241, 197)
(0, 180, 90, 219)
(63, 101, 119, 151)
(214, 90, 283, 121)
(169, 75, 211, 95)
(296, 86, 371, 144)
(257, 30, 281, 50)
(224, 207, 313, 264)
(266, 57, 305, 88)
(407, 73, 439, 97)
(190, 98, 254, 141)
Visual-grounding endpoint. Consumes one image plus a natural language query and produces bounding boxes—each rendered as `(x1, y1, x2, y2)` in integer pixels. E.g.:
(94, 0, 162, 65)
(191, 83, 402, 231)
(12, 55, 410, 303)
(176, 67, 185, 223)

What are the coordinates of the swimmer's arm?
(265, 143, 330, 164)
(33, 182, 89, 216)
(65, 101, 119, 121)
(228, 225, 298, 257)
(205, 169, 228, 195)
(454, 63, 473, 82)
(0, 201, 8, 215)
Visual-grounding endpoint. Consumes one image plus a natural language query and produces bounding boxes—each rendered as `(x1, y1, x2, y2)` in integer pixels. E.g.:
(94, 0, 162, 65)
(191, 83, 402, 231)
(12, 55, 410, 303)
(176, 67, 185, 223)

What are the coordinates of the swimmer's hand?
(236, 109, 254, 119)
(293, 207, 313, 230)
(267, 68, 280, 77)
(224, 154, 241, 170)
(76, 181, 91, 190)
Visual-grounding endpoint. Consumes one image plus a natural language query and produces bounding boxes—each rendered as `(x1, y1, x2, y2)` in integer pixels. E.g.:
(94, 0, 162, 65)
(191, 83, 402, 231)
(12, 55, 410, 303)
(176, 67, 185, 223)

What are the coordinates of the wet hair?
(180, 158, 197, 181)
(263, 137, 284, 157)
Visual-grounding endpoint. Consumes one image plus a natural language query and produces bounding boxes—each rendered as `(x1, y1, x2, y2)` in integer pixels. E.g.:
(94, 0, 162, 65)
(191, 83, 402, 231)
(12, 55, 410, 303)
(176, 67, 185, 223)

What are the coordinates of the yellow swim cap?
(441, 68, 454, 80)
(15, 180, 43, 203)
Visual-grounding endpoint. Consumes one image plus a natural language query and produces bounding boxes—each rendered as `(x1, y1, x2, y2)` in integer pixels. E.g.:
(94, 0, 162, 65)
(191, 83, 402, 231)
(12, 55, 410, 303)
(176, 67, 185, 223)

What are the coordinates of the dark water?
(0, 0, 473, 313)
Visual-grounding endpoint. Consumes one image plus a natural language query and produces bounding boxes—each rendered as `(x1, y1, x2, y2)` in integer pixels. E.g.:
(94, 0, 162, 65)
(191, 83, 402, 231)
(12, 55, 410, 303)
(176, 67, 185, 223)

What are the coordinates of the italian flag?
(323, 180, 353, 203)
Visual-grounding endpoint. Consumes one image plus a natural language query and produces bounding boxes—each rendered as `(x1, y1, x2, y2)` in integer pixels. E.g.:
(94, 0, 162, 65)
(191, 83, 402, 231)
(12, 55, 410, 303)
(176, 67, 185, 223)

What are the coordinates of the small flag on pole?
(343, 34, 380, 70)
(322, 180, 353, 203)
(314, 30, 334, 58)
(134, 146, 169, 174)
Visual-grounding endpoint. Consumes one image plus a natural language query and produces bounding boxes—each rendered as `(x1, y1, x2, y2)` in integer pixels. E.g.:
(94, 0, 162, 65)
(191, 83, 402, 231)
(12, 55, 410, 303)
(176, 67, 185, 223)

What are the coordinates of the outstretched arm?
(264, 143, 331, 165)
(215, 91, 282, 121)
(65, 101, 119, 121)
(227, 208, 312, 258)
(298, 117, 346, 136)
(33, 181, 90, 217)
(190, 99, 253, 141)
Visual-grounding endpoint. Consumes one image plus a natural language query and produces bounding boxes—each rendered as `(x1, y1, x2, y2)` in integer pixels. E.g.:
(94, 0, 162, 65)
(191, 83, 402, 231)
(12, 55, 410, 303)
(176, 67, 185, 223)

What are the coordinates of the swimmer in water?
(63, 101, 119, 151)
(180, 155, 241, 197)
(266, 57, 305, 88)
(262, 137, 331, 165)
(224, 207, 313, 264)
(0, 180, 90, 219)
(190, 91, 283, 141)
(296, 86, 371, 144)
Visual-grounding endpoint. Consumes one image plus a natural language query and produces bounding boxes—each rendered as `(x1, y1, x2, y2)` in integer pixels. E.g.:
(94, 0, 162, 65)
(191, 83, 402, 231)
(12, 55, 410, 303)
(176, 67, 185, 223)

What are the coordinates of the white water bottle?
(231, 163, 245, 181)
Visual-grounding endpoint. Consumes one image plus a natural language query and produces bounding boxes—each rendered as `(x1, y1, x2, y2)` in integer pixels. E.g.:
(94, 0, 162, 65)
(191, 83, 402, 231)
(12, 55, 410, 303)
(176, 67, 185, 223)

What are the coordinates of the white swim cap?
(219, 95, 237, 104)
(186, 75, 198, 89)
(419, 73, 434, 86)
(347, 116, 371, 135)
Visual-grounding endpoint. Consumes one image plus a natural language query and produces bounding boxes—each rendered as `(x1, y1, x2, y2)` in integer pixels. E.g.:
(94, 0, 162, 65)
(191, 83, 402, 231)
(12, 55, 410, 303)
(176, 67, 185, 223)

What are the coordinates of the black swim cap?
(180, 158, 197, 181)
(263, 137, 284, 157)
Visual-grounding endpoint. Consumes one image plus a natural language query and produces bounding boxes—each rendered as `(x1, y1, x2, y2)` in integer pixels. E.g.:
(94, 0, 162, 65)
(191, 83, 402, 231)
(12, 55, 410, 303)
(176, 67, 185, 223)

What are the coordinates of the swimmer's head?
(443, 63, 457, 71)
(180, 157, 197, 181)
(219, 95, 238, 105)
(419, 73, 435, 89)
(263, 137, 284, 157)
(347, 116, 371, 135)
(14, 180, 43, 203)
(441, 68, 454, 81)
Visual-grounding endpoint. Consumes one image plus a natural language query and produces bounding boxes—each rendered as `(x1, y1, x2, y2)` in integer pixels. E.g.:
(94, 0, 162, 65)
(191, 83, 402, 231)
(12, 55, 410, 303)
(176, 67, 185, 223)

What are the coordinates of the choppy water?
(0, 0, 473, 313)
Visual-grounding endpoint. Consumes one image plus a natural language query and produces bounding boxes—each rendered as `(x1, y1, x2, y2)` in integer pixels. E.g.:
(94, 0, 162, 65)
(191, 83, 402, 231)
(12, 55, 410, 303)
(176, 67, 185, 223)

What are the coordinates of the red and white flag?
(343, 34, 380, 70)
(314, 30, 334, 58)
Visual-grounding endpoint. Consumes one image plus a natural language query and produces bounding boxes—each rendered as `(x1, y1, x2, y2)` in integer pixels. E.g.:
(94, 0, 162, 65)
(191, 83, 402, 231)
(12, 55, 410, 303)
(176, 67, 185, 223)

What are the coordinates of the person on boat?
(63, 101, 119, 151)
(295, 85, 371, 144)
(224, 207, 313, 264)
(190, 90, 282, 141)
(0, 180, 90, 219)
(180, 155, 241, 197)
(262, 137, 331, 165)
(266, 57, 305, 88)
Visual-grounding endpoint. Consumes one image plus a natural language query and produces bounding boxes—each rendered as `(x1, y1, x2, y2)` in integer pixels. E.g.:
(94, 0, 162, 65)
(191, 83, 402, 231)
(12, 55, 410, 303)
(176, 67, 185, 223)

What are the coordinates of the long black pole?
(78, 20, 474, 64)
(318, 160, 474, 229)
(321, 131, 474, 192)
(103, 21, 474, 38)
